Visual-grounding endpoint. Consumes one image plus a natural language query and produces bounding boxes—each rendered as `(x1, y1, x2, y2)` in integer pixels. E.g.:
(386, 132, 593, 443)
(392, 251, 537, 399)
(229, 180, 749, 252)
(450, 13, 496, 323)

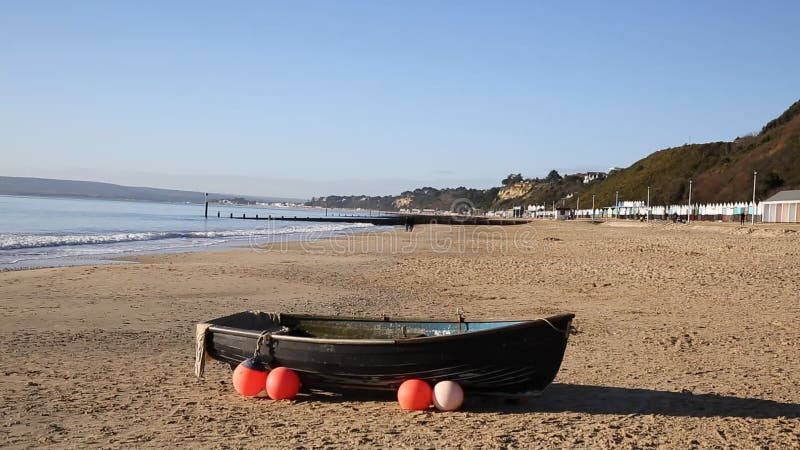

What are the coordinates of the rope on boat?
(254, 331, 272, 359)
(539, 318, 569, 335)
(194, 323, 211, 378)
(252, 313, 284, 362)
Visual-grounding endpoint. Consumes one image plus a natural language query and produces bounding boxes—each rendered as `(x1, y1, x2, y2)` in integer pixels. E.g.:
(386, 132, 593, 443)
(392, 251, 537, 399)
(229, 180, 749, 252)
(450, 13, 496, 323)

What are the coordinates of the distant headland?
(0, 176, 305, 205)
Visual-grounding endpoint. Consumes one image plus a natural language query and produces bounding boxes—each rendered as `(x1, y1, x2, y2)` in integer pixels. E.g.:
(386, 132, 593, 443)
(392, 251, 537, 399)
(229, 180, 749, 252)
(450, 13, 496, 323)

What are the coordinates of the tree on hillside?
(546, 170, 562, 182)
(502, 173, 524, 186)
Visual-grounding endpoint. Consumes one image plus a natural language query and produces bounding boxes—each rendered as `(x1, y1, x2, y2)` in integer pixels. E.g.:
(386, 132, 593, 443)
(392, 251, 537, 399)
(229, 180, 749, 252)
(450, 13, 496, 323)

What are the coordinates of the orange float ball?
(266, 367, 301, 400)
(232, 358, 269, 397)
(397, 379, 432, 410)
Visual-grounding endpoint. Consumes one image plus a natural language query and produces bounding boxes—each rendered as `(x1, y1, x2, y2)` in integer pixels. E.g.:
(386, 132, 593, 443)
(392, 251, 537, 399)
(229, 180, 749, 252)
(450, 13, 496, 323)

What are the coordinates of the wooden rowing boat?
(196, 311, 574, 396)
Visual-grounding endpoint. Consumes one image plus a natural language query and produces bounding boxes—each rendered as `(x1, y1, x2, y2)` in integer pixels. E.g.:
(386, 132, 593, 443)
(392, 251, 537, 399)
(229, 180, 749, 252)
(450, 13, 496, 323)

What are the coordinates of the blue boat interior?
(290, 319, 525, 340)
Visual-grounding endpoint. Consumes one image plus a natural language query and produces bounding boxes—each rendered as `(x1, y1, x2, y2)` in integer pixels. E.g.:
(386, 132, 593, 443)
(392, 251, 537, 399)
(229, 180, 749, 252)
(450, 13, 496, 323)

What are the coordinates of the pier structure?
(227, 214, 530, 226)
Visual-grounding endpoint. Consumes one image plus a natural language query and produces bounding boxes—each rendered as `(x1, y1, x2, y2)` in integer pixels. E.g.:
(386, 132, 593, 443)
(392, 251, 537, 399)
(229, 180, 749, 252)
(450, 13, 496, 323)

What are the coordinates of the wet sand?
(1, 221, 798, 448)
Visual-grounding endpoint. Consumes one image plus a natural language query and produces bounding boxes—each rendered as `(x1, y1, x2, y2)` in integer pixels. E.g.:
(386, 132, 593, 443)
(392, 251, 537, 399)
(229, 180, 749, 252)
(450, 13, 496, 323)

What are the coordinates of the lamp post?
(615, 190, 619, 219)
(688, 179, 692, 224)
(646, 186, 650, 221)
(591, 195, 595, 222)
(752, 170, 758, 225)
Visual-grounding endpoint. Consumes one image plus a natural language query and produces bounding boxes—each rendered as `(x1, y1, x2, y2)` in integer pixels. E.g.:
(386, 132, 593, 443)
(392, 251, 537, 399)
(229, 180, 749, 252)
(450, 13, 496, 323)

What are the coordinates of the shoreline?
(0, 224, 397, 272)
(4, 219, 799, 273)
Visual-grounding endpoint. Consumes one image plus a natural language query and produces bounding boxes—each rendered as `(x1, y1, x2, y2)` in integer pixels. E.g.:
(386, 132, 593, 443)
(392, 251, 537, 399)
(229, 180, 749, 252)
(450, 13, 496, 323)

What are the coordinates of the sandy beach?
(1, 221, 798, 449)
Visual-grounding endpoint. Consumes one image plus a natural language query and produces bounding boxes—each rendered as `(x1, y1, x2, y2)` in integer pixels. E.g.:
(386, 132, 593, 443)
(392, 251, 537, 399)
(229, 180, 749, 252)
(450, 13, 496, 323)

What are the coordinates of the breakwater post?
(204, 193, 209, 218)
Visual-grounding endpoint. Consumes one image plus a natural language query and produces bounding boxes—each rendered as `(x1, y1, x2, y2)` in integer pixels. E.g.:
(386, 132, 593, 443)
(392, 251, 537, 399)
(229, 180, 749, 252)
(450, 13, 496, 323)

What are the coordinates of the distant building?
(761, 190, 800, 223)
(583, 172, 607, 184)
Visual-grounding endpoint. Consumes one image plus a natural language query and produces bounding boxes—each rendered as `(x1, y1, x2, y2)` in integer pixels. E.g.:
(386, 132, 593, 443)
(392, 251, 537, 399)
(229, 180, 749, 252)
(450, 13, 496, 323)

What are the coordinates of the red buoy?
(266, 367, 301, 400)
(397, 379, 432, 410)
(232, 358, 269, 397)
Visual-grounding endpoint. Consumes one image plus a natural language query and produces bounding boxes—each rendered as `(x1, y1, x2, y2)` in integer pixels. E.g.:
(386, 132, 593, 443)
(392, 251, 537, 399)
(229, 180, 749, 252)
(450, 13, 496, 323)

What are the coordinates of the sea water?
(0, 195, 383, 269)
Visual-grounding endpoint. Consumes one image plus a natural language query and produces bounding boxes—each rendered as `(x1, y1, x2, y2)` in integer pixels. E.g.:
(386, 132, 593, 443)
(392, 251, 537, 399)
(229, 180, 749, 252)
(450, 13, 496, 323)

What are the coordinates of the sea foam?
(0, 222, 375, 250)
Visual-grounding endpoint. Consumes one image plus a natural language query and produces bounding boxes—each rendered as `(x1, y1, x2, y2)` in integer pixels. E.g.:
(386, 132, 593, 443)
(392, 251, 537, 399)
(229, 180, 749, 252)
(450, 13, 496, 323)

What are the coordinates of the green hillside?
(579, 99, 800, 207)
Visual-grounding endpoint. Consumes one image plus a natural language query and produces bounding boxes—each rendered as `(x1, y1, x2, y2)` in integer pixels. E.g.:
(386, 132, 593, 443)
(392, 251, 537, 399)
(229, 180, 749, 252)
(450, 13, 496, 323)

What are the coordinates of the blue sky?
(1, 1, 798, 198)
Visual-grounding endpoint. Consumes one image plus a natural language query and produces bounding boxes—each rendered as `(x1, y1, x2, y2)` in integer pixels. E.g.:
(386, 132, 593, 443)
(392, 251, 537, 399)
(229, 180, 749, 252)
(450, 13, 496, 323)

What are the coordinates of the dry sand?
(1, 221, 798, 449)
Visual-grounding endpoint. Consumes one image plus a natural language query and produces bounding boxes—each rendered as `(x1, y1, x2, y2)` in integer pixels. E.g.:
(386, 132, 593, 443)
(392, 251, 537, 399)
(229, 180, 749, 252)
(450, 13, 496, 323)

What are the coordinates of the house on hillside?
(583, 172, 607, 183)
(761, 190, 800, 223)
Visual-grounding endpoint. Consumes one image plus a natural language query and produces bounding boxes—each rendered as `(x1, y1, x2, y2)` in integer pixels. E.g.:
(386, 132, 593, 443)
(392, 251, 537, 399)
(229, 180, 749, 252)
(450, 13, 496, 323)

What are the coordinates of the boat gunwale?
(205, 313, 574, 346)
(275, 312, 574, 325)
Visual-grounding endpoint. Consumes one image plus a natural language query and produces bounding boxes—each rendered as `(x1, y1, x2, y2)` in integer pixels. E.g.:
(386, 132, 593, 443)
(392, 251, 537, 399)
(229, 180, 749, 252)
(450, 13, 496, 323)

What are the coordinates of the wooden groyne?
(226, 214, 530, 226)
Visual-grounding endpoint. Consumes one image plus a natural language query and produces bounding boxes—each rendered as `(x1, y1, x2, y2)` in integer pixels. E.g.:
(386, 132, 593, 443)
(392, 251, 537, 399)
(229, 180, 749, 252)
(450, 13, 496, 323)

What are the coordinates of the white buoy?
(432, 380, 464, 411)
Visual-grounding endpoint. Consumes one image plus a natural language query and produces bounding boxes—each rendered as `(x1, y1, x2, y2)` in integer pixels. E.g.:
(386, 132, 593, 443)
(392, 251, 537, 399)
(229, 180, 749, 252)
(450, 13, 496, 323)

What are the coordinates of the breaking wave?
(0, 223, 375, 250)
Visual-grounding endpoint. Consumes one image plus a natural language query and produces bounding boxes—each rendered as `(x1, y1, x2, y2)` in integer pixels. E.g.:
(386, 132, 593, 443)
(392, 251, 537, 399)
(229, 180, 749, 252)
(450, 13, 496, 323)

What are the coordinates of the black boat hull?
(200, 312, 574, 395)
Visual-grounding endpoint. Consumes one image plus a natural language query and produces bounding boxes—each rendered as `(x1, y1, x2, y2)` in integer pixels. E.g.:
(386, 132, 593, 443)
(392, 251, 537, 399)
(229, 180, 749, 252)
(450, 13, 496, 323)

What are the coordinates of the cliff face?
(492, 175, 587, 209)
(495, 182, 536, 203)
(393, 196, 412, 208)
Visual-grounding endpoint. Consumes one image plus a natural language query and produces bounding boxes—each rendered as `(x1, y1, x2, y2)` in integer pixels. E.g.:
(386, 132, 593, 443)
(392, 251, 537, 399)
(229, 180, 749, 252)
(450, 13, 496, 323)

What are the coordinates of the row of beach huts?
(488, 190, 800, 224)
